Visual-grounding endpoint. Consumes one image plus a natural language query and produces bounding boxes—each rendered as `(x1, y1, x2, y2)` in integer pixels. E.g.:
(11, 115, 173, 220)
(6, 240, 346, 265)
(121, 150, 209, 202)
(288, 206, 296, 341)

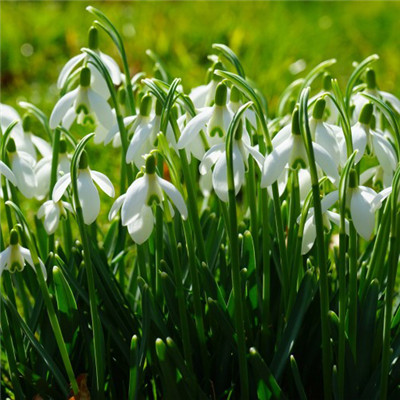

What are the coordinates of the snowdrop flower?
(6, 139, 37, 198)
(109, 154, 187, 244)
(57, 27, 121, 98)
(360, 165, 392, 189)
(34, 139, 71, 200)
(300, 191, 349, 254)
(349, 103, 398, 173)
(189, 62, 223, 108)
(52, 151, 115, 225)
(178, 82, 234, 160)
(309, 98, 342, 167)
(37, 199, 73, 235)
(50, 67, 115, 135)
(0, 160, 17, 186)
(14, 114, 52, 161)
(199, 121, 264, 202)
(0, 229, 46, 278)
(0, 103, 23, 137)
(261, 108, 340, 189)
(352, 69, 400, 124)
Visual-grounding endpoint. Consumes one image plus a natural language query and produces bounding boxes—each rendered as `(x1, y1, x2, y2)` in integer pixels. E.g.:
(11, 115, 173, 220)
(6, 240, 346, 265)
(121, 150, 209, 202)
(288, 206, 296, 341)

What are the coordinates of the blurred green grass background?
(1, 0, 400, 231)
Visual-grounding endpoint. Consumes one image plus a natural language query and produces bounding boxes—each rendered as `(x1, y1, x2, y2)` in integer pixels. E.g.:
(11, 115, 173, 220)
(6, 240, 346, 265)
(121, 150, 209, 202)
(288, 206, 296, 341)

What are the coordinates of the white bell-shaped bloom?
(6, 139, 37, 199)
(50, 67, 115, 135)
(52, 152, 115, 225)
(300, 191, 349, 254)
(0, 229, 47, 278)
(261, 109, 340, 189)
(178, 82, 234, 160)
(37, 199, 73, 235)
(0, 103, 24, 137)
(199, 124, 264, 202)
(309, 98, 342, 167)
(352, 69, 400, 124)
(109, 154, 187, 244)
(57, 27, 121, 98)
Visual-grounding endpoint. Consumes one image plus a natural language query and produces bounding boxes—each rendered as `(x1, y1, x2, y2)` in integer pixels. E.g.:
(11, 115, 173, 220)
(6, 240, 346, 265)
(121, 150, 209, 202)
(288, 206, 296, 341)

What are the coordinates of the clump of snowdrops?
(1, 6, 400, 400)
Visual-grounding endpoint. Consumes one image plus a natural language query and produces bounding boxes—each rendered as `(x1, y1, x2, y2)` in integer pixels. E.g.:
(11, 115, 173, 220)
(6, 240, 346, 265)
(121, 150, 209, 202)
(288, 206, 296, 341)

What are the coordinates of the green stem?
(348, 222, 358, 359)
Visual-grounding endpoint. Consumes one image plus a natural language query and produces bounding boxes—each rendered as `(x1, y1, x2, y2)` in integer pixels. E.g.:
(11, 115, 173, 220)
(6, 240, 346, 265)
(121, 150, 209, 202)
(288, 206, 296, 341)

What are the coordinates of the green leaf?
(53, 266, 77, 315)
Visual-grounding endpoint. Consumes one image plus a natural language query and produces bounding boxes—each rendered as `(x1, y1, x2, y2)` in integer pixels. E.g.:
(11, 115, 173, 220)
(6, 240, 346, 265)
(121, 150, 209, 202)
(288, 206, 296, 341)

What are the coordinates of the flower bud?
(230, 85, 241, 104)
(59, 139, 67, 154)
(78, 151, 89, 170)
(155, 99, 163, 116)
(322, 72, 332, 91)
(145, 154, 156, 174)
(22, 114, 32, 132)
(80, 67, 91, 87)
(88, 26, 99, 50)
(291, 108, 301, 136)
(366, 68, 377, 90)
(348, 169, 358, 188)
(313, 98, 326, 120)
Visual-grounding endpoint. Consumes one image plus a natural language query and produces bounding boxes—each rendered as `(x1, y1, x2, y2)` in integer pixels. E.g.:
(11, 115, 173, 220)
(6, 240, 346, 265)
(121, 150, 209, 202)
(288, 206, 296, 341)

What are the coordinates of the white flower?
(0, 229, 47, 279)
(50, 67, 115, 135)
(261, 109, 340, 189)
(57, 27, 121, 98)
(300, 191, 349, 254)
(52, 152, 114, 225)
(109, 154, 188, 244)
(0, 160, 17, 186)
(0, 103, 23, 137)
(199, 125, 264, 202)
(7, 139, 37, 198)
(37, 200, 73, 234)
(178, 82, 233, 160)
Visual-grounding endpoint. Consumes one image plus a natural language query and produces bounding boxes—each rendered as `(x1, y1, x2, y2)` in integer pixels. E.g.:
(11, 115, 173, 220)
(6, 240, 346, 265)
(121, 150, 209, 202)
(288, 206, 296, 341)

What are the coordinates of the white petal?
(199, 169, 213, 197)
(43, 203, 61, 234)
(0, 160, 16, 185)
(0, 247, 11, 275)
(242, 141, 264, 170)
(100, 52, 122, 85)
(380, 91, 400, 114)
(371, 131, 397, 173)
(212, 154, 229, 202)
(177, 108, 213, 150)
(108, 194, 126, 220)
(125, 123, 153, 165)
(30, 135, 52, 158)
(314, 122, 340, 166)
(50, 88, 79, 129)
(157, 177, 188, 219)
(301, 216, 316, 255)
(127, 205, 154, 244)
(371, 187, 392, 212)
(313, 142, 340, 186)
(351, 123, 368, 164)
(57, 53, 86, 89)
(199, 143, 225, 175)
(20, 246, 47, 280)
(52, 173, 72, 202)
(360, 167, 377, 185)
(37, 200, 53, 219)
(261, 136, 293, 187)
(326, 210, 349, 235)
(90, 170, 115, 197)
(87, 89, 114, 128)
(298, 169, 312, 204)
(77, 171, 100, 225)
(189, 84, 209, 109)
(321, 190, 339, 213)
(350, 188, 376, 240)
(121, 176, 149, 225)
(88, 63, 110, 99)
(34, 157, 52, 200)
(12, 154, 37, 198)
(104, 116, 136, 145)
(271, 123, 291, 147)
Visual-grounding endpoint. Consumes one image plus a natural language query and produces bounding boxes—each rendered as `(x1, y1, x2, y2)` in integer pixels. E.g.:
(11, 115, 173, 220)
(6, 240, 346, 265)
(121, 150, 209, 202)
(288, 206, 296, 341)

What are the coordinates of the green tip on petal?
(230, 85, 241, 103)
(359, 103, 373, 125)
(291, 108, 301, 136)
(155, 99, 163, 116)
(215, 82, 227, 106)
(88, 26, 99, 50)
(118, 86, 126, 105)
(366, 68, 377, 90)
(313, 98, 326, 120)
(10, 229, 19, 245)
(7, 138, 17, 153)
(78, 151, 89, 169)
(59, 139, 67, 154)
(140, 95, 152, 117)
(322, 72, 332, 91)
(145, 154, 156, 174)
(22, 114, 32, 132)
(349, 169, 358, 188)
(80, 67, 91, 87)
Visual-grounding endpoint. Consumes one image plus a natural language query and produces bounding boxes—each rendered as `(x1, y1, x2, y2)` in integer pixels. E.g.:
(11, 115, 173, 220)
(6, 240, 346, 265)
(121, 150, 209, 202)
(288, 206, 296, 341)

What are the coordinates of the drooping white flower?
(178, 82, 234, 160)
(109, 154, 187, 244)
(300, 191, 349, 254)
(50, 67, 115, 135)
(0, 229, 47, 279)
(199, 122, 264, 202)
(352, 68, 400, 124)
(52, 152, 114, 225)
(6, 139, 37, 198)
(0, 103, 23, 137)
(261, 108, 340, 190)
(57, 27, 121, 98)
(37, 199, 73, 235)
